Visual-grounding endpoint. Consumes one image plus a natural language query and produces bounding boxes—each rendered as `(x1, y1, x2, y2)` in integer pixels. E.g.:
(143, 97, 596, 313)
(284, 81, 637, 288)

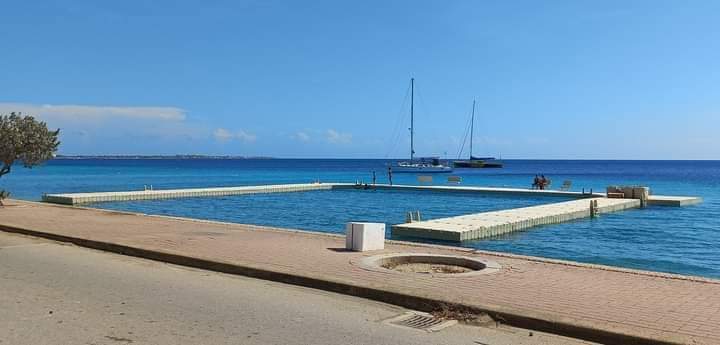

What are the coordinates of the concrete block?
(606, 185, 623, 194)
(346, 222, 385, 252)
(621, 186, 635, 199)
(633, 187, 649, 200)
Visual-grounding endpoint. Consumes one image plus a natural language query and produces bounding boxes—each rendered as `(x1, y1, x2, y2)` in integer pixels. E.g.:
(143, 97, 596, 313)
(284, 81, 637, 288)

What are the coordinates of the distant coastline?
(52, 156, 719, 161)
(54, 155, 274, 160)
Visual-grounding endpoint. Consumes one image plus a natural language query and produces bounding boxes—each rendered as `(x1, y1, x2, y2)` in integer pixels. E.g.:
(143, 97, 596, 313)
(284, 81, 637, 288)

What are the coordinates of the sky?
(2, 0, 719, 159)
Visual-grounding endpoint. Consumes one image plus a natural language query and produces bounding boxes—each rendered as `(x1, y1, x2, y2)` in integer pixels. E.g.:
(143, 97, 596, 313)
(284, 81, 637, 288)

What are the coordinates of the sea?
(2, 159, 718, 279)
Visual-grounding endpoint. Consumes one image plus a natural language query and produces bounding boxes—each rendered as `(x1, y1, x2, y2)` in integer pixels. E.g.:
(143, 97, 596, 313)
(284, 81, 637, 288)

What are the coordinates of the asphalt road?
(0, 232, 596, 345)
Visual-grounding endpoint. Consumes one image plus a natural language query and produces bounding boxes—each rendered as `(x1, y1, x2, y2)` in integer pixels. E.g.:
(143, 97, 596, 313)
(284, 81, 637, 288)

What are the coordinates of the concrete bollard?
(345, 222, 385, 252)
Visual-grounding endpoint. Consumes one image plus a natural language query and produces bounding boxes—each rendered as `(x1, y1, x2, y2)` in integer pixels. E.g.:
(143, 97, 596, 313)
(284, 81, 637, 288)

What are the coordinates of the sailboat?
(453, 100, 503, 169)
(391, 78, 453, 173)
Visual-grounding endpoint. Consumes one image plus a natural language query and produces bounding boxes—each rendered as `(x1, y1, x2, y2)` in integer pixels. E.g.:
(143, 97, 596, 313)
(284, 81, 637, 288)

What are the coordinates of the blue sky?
(2, 1, 719, 159)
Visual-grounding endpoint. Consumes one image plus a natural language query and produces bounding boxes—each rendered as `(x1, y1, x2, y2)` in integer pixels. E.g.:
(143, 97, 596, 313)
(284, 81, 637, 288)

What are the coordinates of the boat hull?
(453, 160, 504, 168)
(391, 165, 454, 173)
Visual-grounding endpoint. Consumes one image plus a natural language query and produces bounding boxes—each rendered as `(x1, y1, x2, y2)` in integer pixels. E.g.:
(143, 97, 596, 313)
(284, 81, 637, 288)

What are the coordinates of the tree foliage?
(0, 112, 60, 179)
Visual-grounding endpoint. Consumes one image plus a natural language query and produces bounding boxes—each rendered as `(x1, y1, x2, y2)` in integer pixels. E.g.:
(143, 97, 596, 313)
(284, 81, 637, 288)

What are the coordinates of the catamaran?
(453, 100, 503, 169)
(391, 78, 453, 173)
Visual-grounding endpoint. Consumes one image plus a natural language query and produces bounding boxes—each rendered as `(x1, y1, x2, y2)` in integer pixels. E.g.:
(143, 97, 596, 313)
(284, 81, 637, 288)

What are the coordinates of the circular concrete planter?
(358, 253, 500, 277)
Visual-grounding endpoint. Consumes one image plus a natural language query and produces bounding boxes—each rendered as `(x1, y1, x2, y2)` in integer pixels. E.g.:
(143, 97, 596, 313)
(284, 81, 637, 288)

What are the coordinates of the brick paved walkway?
(1, 200, 718, 344)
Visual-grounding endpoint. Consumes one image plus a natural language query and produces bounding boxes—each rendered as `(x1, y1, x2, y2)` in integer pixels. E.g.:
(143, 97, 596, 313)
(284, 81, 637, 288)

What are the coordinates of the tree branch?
(0, 163, 10, 178)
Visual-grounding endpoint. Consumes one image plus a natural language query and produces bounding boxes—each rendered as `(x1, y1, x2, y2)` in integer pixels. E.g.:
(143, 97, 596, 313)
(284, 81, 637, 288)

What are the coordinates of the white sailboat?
(453, 100, 503, 168)
(391, 78, 453, 173)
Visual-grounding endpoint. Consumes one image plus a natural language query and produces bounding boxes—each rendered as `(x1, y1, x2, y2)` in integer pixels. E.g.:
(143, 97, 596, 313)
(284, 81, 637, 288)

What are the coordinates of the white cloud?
(213, 128, 234, 142)
(214, 128, 257, 143)
(236, 130, 257, 143)
(292, 131, 311, 142)
(0, 102, 270, 154)
(0, 102, 212, 154)
(326, 129, 352, 144)
(0, 103, 186, 122)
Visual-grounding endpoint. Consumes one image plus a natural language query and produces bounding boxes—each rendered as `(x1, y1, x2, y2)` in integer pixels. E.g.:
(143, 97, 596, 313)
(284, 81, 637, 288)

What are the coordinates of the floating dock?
(42, 182, 700, 207)
(42, 183, 335, 205)
(371, 184, 603, 198)
(42, 182, 701, 241)
(42, 183, 601, 205)
(638, 195, 702, 207)
(393, 197, 641, 241)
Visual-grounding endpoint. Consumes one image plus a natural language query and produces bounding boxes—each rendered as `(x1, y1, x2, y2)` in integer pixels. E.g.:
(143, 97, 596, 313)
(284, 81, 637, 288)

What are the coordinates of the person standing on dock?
(533, 175, 541, 189)
(387, 167, 393, 186)
(540, 175, 549, 190)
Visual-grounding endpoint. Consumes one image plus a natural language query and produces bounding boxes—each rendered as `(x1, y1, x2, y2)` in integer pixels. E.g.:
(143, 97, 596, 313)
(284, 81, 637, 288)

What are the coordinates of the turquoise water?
(2, 159, 718, 278)
(96, 189, 570, 234)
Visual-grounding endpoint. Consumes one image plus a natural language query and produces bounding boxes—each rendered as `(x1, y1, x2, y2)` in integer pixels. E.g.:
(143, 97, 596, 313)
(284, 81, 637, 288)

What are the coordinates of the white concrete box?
(345, 222, 385, 252)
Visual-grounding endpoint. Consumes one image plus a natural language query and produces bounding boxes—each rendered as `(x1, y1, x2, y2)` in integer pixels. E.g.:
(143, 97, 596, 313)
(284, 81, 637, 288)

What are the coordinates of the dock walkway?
(42, 183, 601, 205)
(42, 182, 700, 206)
(393, 197, 640, 241)
(42, 183, 335, 205)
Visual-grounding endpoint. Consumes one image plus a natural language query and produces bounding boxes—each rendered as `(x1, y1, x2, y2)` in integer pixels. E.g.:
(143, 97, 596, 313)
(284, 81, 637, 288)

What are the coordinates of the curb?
(0, 224, 685, 345)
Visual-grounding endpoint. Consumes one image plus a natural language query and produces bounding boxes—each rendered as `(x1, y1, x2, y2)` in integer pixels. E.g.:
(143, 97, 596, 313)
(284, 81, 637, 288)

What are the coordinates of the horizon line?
(52, 154, 720, 161)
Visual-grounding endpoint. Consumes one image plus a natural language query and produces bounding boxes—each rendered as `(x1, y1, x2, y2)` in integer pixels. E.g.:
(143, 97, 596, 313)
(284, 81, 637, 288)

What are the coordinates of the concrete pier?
(392, 197, 642, 241)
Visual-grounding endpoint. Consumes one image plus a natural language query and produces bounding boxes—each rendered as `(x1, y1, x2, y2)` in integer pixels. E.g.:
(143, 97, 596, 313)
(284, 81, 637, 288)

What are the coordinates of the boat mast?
(469, 99, 475, 159)
(410, 78, 415, 161)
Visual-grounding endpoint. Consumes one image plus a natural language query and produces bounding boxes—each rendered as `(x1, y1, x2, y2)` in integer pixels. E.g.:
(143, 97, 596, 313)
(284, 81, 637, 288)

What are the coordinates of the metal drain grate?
(385, 312, 457, 332)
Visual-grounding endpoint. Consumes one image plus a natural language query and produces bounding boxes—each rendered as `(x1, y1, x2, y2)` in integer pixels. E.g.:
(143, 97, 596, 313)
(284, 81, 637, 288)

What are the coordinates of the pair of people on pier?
(533, 175, 550, 190)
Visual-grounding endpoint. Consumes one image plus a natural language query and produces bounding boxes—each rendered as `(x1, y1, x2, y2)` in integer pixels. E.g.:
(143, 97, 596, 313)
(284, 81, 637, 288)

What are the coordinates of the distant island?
(54, 155, 275, 160)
